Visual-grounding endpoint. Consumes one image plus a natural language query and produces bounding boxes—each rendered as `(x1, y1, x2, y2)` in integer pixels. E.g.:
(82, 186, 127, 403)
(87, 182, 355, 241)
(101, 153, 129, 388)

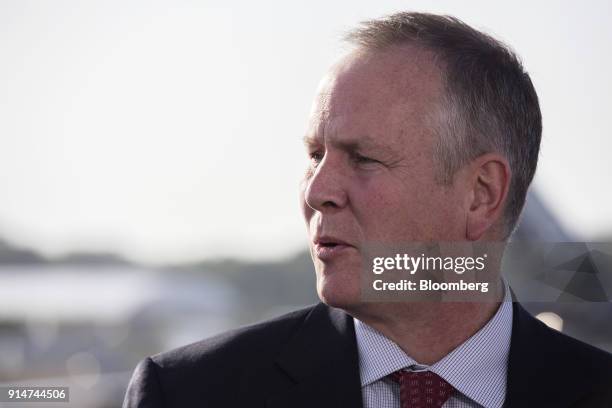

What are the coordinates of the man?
(124, 12, 612, 407)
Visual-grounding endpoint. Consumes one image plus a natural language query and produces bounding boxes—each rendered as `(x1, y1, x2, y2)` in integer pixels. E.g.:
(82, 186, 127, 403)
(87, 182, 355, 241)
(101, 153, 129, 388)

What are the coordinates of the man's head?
(300, 12, 542, 309)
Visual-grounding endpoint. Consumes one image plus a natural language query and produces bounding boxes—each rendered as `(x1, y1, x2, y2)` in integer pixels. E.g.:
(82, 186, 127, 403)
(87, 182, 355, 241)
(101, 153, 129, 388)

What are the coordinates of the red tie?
(389, 370, 455, 408)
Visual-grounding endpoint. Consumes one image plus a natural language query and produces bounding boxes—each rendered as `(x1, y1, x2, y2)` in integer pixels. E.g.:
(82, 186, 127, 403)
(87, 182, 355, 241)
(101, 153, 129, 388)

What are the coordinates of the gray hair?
(345, 12, 542, 238)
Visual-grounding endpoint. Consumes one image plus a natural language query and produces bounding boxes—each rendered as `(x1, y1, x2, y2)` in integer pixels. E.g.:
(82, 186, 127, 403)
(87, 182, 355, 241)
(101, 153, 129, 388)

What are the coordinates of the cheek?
(350, 179, 456, 240)
(410, 187, 465, 238)
(350, 183, 412, 236)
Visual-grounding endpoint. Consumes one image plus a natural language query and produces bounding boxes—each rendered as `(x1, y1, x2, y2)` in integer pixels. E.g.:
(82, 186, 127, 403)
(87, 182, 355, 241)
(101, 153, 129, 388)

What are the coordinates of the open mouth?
(319, 242, 339, 248)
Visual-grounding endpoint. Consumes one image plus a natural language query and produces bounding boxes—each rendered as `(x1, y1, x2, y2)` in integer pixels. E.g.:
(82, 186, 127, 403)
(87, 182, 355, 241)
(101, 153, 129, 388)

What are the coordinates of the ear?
(465, 153, 511, 240)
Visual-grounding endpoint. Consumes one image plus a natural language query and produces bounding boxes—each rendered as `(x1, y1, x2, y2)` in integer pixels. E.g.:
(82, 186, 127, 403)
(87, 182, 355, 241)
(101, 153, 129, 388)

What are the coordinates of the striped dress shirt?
(354, 281, 513, 408)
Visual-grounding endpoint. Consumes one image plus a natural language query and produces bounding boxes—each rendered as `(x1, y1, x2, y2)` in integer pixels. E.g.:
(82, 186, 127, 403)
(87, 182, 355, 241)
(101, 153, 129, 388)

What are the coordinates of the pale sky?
(0, 0, 610, 264)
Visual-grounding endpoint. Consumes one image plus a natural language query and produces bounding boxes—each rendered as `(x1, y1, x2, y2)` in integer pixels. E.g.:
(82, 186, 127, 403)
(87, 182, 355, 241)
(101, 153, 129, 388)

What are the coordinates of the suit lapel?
(267, 303, 363, 408)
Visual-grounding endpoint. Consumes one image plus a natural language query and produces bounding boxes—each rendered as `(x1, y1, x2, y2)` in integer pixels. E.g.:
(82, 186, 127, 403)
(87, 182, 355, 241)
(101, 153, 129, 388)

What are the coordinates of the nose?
(303, 154, 348, 213)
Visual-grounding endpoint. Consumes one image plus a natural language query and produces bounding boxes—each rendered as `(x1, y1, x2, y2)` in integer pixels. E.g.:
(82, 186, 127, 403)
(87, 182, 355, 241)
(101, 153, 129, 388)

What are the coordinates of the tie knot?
(389, 369, 455, 408)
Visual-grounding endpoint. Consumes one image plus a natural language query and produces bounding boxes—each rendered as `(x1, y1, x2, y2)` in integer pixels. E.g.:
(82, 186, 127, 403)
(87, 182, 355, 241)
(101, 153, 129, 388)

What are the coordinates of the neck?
(349, 298, 502, 365)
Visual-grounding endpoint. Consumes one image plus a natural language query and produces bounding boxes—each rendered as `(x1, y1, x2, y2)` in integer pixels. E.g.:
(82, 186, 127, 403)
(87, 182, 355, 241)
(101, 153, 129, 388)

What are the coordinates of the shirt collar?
(354, 280, 513, 408)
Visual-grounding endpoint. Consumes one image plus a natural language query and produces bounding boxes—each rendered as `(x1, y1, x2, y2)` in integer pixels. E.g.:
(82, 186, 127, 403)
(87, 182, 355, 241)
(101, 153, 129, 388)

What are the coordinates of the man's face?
(300, 47, 468, 309)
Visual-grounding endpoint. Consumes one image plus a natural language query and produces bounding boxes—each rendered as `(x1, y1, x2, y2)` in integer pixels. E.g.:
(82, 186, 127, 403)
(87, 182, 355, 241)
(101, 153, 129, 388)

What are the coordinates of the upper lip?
(313, 235, 353, 247)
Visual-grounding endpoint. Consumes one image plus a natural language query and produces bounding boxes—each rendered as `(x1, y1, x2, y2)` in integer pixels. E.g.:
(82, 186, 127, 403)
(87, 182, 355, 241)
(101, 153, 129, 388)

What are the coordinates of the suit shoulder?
(150, 303, 318, 371)
(516, 302, 612, 370)
(124, 305, 323, 406)
(544, 322, 612, 369)
(524, 309, 612, 387)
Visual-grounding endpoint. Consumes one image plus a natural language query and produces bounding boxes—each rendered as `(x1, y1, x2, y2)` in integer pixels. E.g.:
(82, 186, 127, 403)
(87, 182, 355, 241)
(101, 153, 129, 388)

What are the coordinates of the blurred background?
(0, 0, 611, 406)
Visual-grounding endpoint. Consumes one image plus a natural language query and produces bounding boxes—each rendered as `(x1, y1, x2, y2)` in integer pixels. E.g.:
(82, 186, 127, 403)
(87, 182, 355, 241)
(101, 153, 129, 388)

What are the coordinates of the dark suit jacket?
(124, 302, 612, 407)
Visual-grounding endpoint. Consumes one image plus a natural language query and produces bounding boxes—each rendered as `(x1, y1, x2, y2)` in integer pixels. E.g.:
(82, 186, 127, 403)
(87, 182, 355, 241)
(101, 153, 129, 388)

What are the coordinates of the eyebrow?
(302, 134, 393, 155)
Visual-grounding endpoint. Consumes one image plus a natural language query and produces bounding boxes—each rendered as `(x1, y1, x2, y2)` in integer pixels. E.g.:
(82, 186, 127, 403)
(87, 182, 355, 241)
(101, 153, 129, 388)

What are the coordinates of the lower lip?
(314, 244, 354, 261)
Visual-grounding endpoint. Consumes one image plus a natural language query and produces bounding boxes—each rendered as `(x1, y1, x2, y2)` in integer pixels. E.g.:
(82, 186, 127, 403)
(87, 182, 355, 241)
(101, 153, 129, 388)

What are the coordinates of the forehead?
(307, 46, 444, 147)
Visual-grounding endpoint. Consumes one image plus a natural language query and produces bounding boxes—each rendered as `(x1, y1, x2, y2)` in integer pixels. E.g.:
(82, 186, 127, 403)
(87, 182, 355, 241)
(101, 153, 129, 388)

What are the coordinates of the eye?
(309, 151, 324, 165)
(354, 154, 378, 164)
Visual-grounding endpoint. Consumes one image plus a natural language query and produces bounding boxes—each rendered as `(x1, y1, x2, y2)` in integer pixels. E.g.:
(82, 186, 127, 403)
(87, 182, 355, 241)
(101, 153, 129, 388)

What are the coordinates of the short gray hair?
(345, 12, 542, 238)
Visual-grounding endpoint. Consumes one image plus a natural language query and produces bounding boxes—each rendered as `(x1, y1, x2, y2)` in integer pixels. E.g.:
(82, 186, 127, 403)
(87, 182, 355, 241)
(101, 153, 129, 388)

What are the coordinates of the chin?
(316, 270, 362, 311)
